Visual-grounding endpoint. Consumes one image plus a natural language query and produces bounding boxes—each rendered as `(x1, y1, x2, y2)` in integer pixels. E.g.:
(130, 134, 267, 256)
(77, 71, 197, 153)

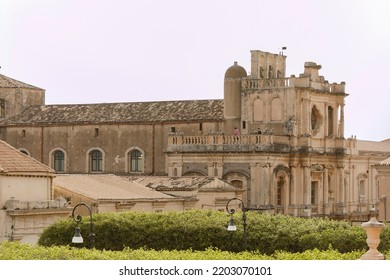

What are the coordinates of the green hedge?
(0, 241, 369, 260)
(38, 210, 390, 255)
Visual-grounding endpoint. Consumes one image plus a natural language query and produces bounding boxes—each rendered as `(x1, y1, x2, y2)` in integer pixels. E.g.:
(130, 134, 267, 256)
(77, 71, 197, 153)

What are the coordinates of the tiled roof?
(356, 139, 390, 153)
(53, 174, 177, 201)
(2, 99, 224, 125)
(373, 157, 390, 167)
(0, 140, 54, 174)
(125, 176, 238, 191)
(0, 73, 43, 90)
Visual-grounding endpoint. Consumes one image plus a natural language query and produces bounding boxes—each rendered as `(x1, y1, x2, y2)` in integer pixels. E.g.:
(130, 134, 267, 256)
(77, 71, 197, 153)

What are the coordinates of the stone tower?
(0, 73, 45, 120)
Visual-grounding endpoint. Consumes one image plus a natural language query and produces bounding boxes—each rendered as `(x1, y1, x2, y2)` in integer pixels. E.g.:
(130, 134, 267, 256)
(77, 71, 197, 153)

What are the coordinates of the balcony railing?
(167, 134, 345, 154)
(241, 77, 345, 93)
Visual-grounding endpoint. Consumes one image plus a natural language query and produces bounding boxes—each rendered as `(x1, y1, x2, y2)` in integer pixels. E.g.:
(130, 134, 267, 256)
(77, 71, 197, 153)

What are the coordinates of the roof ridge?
(0, 73, 43, 90)
(45, 98, 223, 107)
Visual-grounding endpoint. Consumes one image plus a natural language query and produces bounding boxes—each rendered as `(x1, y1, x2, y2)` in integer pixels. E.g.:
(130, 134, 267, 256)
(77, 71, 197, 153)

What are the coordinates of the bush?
(0, 241, 370, 260)
(38, 210, 390, 255)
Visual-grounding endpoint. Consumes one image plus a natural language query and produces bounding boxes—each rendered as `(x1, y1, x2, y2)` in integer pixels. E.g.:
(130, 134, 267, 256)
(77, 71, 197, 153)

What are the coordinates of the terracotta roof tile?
(0, 140, 54, 174)
(53, 174, 176, 200)
(125, 176, 238, 191)
(2, 99, 224, 125)
(356, 140, 390, 153)
(374, 157, 390, 166)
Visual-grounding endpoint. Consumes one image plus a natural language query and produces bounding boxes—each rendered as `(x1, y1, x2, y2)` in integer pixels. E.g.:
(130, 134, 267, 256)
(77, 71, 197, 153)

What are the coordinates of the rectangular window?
(311, 181, 318, 205)
(199, 123, 203, 131)
(170, 127, 176, 133)
(277, 180, 283, 206)
(94, 128, 99, 137)
(242, 121, 246, 129)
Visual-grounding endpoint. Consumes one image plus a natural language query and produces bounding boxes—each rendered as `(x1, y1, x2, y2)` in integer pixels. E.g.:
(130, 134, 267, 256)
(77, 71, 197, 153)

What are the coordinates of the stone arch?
(49, 147, 67, 173)
(357, 173, 368, 200)
(223, 171, 250, 204)
(253, 98, 265, 122)
(270, 96, 282, 121)
(86, 147, 105, 173)
(125, 146, 145, 173)
(311, 105, 323, 136)
(183, 170, 207, 176)
(273, 164, 290, 213)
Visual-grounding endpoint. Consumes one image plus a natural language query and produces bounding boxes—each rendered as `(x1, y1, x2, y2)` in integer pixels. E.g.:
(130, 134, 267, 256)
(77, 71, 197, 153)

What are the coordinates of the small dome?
(224, 61, 247, 79)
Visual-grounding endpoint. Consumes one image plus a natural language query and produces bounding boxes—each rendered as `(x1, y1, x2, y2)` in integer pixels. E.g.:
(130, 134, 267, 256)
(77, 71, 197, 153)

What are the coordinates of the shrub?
(0, 241, 370, 260)
(38, 210, 390, 254)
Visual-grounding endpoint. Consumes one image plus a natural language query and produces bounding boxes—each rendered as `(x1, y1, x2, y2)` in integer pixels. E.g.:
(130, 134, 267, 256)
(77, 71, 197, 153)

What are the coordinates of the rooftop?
(2, 99, 224, 125)
(0, 73, 43, 90)
(53, 174, 179, 201)
(0, 139, 54, 174)
(125, 176, 238, 192)
(356, 139, 390, 153)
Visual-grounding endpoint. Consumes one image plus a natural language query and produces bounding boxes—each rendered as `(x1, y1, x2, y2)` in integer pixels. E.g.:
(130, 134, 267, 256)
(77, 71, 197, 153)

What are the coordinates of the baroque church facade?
(1, 50, 389, 220)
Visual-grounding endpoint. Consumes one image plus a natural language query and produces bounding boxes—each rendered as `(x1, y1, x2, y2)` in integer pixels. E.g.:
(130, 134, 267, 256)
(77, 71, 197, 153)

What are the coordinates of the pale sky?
(1, 0, 389, 141)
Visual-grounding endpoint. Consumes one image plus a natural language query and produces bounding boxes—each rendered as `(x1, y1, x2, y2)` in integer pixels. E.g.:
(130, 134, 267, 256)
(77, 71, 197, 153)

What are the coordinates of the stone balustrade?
(167, 134, 345, 154)
(241, 77, 345, 93)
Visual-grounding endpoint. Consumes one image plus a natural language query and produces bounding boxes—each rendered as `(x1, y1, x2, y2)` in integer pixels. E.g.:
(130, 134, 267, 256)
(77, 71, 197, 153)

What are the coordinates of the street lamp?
(71, 202, 95, 249)
(226, 197, 247, 249)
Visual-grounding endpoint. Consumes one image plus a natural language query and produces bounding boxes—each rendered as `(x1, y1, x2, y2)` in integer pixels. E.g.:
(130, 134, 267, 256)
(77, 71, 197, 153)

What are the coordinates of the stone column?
(267, 163, 273, 206)
(303, 163, 311, 206)
(207, 162, 215, 177)
(260, 163, 271, 206)
(339, 103, 345, 138)
(337, 164, 345, 212)
(323, 167, 329, 214)
(339, 165, 345, 203)
(284, 173, 290, 214)
(301, 96, 310, 136)
(290, 164, 297, 216)
(249, 163, 260, 207)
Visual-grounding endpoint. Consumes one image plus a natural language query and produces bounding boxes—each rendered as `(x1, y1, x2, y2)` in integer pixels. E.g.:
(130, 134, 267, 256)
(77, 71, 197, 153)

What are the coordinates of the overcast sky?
(1, 0, 389, 141)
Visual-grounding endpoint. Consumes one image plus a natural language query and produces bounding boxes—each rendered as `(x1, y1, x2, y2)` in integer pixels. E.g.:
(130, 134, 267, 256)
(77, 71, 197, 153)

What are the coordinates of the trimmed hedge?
(38, 210, 390, 255)
(0, 241, 369, 260)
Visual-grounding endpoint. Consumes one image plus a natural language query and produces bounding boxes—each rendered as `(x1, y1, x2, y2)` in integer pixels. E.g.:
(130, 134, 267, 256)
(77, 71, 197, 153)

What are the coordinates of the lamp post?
(71, 202, 95, 249)
(226, 197, 247, 249)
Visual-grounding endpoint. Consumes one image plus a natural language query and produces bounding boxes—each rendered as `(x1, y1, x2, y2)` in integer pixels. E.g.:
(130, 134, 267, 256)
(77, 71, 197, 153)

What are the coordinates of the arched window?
(130, 150, 143, 172)
(359, 179, 365, 197)
(53, 150, 65, 172)
(90, 150, 103, 172)
(0, 99, 5, 117)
